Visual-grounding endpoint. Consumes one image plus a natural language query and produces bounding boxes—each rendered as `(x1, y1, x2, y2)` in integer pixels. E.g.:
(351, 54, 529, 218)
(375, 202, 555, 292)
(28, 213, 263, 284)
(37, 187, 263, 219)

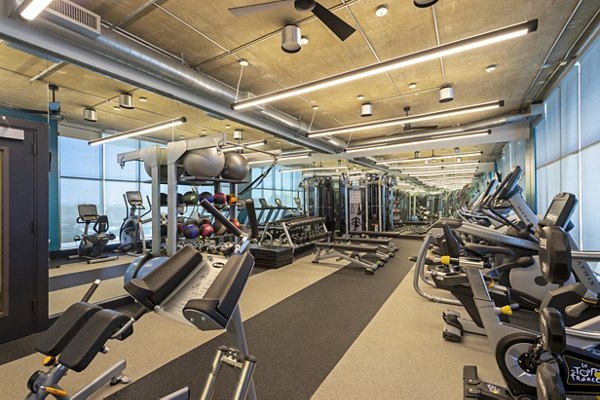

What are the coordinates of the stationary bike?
(71, 204, 118, 264)
(118, 191, 151, 255)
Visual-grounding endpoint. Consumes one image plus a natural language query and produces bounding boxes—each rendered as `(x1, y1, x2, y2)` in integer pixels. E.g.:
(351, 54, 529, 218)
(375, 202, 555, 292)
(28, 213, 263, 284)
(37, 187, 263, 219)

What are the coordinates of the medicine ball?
(160, 224, 168, 237)
(187, 218, 198, 226)
(143, 147, 184, 180)
(226, 194, 239, 205)
(213, 192, 227, 205)
(183, 224, 200, 239)
(221, 153, 249, 180)
(229, 218, 241, 229)
(213, 220, 227, 235)
(199, 192, 214, 203)
(124, 255, 169, 285)
(177, 193, 184, 205)
(182, 147, 225, 178)
(177, 222, 185, 236)
(198, 217, 211, 226)
(183, 191, 199, 205)
(160, 193, 168, 206)
(177, 216, 186, 224)
(199, 223, 214, 238)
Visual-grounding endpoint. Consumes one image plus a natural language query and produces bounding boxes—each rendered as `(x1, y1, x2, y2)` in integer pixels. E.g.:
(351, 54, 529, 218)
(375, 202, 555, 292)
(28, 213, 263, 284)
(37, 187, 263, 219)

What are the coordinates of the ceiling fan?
(228, 0, 356, 41)
(402, 106, 438, 132)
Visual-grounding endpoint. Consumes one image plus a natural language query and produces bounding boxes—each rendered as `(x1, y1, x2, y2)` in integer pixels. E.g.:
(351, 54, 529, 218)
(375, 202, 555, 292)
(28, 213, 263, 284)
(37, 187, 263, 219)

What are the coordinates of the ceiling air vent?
(43, 0, 101, 39)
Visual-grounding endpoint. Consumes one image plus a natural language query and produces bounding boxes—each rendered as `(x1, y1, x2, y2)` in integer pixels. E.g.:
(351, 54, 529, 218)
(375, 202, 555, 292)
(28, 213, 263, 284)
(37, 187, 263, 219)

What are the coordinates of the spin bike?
(70, 204, 118, 264)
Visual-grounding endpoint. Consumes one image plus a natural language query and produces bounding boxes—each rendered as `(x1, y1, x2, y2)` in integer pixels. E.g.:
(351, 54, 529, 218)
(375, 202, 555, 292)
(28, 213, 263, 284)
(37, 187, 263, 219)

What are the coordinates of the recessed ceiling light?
(409, 82, 417, 89)
(225, 124, 231, 129)
(300, 36, 309, 45)
(201, 129, 207, 133)
(375, 5, 388, 17)
(312, 105, 320, 110)
(357, 94, 365, 101)
(178, 134, 185, 139)
(113, 106, 121, 111)
(485, 64, 497, 73)
(139, 96, 148, 102)
(239, 59, 249, 67)
(276, 140, 281, 144)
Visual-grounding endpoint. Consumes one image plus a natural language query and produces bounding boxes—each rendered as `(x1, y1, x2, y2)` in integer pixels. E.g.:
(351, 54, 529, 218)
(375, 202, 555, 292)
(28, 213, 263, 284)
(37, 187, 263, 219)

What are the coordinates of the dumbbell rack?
(259, 216, 328, 251)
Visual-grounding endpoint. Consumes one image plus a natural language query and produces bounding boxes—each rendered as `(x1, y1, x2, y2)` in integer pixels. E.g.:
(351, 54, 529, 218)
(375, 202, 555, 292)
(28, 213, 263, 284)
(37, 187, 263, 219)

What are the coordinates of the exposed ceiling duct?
(0, 0, 340, 155)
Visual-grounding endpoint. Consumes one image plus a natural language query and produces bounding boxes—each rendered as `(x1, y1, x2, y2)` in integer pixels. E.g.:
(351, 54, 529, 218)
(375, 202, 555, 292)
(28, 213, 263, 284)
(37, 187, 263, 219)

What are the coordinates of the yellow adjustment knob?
(500, 305, 513, 316)
(440, 256, 450, 266)
(487, 279, 495, 288)
(42, 356, 55, 367)
(45, 387, 67, 397)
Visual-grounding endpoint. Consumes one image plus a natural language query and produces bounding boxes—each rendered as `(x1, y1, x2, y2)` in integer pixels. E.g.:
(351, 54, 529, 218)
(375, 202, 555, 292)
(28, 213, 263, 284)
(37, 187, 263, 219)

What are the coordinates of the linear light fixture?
(345, 130, 491, 153)
(378, 151, 483, 164)
(221, 140, 266, 152)
(232, 20, 537, 110)
(303, 173, 343, 177)
(393, 161, 480, 171)
(309, 101, 503, 138)
(19, 0, 52, 20)
(88, 117, 187, 146)
(409, 171, 477, 178)
(248, 153, 311, 165)
(281, 166, 348, 173)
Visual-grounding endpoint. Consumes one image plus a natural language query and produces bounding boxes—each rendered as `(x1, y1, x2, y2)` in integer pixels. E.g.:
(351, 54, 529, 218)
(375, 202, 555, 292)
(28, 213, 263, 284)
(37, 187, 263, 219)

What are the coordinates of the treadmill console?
(126, 191, 144, 206)
(539, 192, 578, 230)
(494, 166, 523, 200)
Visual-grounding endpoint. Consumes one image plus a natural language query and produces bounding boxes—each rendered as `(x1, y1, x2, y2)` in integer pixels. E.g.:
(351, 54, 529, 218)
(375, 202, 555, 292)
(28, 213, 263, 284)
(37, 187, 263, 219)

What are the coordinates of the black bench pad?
(59, 309, 132, 372)
(333, 236, 391, 245)
(315, 242, 379, 253)
(35, 302, 102, 357)
(183, 252, 254, 330)
(349, 231, 402, 238)
(125, 246, 202, 310)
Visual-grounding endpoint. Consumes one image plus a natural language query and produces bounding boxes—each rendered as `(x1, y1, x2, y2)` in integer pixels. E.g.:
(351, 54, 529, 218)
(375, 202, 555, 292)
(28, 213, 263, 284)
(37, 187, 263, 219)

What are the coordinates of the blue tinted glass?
(60, 178, 102, 247)
(104, 138, 139, 181)
(59, 136, 101, 179)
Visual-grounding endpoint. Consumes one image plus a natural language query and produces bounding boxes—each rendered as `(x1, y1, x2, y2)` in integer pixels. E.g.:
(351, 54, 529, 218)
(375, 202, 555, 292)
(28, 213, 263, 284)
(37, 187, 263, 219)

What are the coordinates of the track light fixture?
(309, 101, 503, 137)
(88, 117, 187, 146)
(232, 19, 537, 110)
(377, 151, 483, 164)
(345, 130, 491, 153)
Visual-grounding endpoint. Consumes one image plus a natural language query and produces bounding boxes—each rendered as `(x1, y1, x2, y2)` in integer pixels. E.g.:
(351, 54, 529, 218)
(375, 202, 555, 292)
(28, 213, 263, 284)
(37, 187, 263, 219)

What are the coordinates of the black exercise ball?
(221, 153, 249, 180)
(183, 191, 199, 205)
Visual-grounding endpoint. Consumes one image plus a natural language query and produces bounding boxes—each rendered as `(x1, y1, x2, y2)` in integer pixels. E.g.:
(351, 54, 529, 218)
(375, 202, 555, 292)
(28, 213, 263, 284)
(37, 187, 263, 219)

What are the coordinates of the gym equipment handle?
(81, 279, 101, 303)
(244, 199, 259, 240)
(200, 199, 244, 237)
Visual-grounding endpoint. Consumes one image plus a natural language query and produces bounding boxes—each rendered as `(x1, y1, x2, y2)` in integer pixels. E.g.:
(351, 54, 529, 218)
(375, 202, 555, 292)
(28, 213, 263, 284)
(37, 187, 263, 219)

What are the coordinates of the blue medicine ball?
(124, 255, 169, 285)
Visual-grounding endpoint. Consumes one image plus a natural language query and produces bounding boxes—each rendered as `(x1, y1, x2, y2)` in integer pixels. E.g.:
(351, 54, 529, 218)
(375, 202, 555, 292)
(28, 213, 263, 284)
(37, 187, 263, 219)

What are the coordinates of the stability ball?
(221, 153, 249, 180)
(182, 147, 224, 178)
(183, 224, 200, 239)
(143, 147, 184, 180)
(199, 223, 215, 238)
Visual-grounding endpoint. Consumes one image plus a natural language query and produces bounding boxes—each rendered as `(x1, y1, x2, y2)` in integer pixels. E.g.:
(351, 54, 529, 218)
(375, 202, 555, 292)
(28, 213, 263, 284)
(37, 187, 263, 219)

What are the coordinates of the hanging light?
(88, 117, 187, 146)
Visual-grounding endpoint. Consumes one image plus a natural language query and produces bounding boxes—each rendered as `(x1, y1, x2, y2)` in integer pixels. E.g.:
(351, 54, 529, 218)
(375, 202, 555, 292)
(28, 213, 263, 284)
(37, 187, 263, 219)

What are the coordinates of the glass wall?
(59, 136, 154, 249)
(248, 166, 302, 206)
(534, 34, 600, 250)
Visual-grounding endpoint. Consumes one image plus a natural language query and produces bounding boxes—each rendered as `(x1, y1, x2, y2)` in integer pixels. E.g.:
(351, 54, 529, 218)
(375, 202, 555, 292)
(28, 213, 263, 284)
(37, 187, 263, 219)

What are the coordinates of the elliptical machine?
(71, 204, 118, 264)
(118, 191, 151, 256)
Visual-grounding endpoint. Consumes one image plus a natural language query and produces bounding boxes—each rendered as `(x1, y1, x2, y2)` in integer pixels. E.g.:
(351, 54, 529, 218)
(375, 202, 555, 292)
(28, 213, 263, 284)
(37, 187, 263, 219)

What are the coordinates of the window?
(247, 166, 302, 208)
(535, 34, 600, 257)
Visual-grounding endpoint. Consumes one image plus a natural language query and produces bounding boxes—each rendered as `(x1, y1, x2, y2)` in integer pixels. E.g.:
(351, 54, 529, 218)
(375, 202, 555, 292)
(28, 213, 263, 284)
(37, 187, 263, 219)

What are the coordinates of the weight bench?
(159, 252, 257, 400)
(333, 236, 394, 259)
(26, 247, 202, 400)
(313, 242, 384, 275)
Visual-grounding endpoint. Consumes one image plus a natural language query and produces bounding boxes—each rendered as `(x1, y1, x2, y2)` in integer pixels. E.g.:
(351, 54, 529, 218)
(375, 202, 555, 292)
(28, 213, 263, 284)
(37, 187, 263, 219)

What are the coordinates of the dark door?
(0, 120, 49, 343)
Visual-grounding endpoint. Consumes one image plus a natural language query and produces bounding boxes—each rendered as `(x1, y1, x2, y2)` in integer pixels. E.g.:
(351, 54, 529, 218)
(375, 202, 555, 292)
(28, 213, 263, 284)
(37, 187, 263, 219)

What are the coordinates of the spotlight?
(361, 102, 373, 117)
(139, 96, 148, 103)
(312, 105, 320, 110)
(282, 24, 302, 53)
(356, 94, 365, 101)
(234, 129, 244, 140)
(113, 106, 121, 111)
(413, 0, 439, 8)
(225, 124, 231, 129)
(300, 36, 309, 45)
(239, 59, 249, 67)
(486, 64, 497, 73)
(439, 84, 454, 103)
(83, 108, 97, 122)
(409, 82, 417, 89)
(375, 5, 388, 17)
(119, 93, 134, 109)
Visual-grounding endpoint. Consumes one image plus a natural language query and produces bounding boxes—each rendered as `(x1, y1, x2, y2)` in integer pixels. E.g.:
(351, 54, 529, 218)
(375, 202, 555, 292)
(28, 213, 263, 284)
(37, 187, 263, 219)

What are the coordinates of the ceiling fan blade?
(229, 0, 291, 17)
(311, 2, 356, 41)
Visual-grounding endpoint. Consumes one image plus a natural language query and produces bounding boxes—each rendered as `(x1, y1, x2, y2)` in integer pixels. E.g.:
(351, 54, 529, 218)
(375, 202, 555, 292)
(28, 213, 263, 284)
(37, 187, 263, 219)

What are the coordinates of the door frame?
(0, 117, 49, 340)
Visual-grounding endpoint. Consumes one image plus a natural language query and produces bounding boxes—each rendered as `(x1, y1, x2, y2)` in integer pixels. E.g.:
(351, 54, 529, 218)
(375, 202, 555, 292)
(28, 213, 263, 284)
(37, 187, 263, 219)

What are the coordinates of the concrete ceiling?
(0, 0, 597, 174)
